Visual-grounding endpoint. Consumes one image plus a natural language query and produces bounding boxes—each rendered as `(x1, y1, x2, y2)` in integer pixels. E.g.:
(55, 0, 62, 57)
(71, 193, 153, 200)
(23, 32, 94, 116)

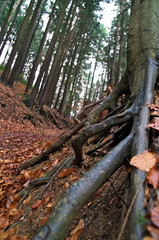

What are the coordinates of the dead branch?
(18, 122, 84, 172)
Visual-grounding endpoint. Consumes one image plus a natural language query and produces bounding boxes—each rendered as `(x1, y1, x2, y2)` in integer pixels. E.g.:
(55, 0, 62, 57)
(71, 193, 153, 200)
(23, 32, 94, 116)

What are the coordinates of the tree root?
(33, 130, 134, 240)
(86, 69, 131, 125)
(18, 122, 84, 172)
(72, 103, 137, 165)
(128, 58, 158, 240)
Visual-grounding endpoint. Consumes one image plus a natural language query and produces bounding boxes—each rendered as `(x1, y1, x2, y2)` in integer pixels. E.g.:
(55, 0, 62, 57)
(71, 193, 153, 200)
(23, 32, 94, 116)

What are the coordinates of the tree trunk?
(25, 0, 69, 108)
(25, 0, 58, 93)
(0, 0, 16, 46)
(0, 0, 34, 83)
(38, 0, 77, 108)
(0, 0, 9, 15)
(6, 0, 45, 86)
(0, 0, 24, 57)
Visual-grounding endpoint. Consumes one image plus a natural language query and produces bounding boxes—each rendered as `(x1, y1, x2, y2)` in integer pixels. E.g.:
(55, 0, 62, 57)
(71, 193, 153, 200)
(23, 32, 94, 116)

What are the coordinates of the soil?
(0, 82, 132, 240)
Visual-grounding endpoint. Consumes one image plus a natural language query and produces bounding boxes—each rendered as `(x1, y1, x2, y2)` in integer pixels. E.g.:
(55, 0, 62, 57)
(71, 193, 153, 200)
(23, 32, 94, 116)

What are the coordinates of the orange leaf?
(0, 217, 9, 229)
(58, 168, 77, 178)
(64, 182, 70, 189)
(143, 237, 155, 240)
(148, 117, 159, 132)
(147, 168, 159, 189)
(130, 152, 157, 172)
(31, 200, 42, 209)
(147, 225, 159, 239)
(67, 219, 84, 240)
(21, 170, 31, 180)
(40, 215, 49, 225)
(150, 207, 159, 228)
(0, 230, 8, 240)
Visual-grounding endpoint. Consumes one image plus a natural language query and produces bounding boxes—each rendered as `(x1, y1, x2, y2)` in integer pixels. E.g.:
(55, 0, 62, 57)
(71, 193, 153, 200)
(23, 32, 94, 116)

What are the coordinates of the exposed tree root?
(72, 97, 141, 165)
(33, 131, 134, 240)
(18, 122, 84, 172)
(85, 69, 131, 125)
(128, 58, 158, 239)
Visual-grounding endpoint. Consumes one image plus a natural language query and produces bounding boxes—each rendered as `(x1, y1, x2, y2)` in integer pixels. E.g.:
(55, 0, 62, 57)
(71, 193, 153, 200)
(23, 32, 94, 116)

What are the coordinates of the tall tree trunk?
(0, 0, 9, 15)
(25, 0, 58, 93)
(6, 0, 45, 86)
(0, 0, 24, 56)
(38, 0, 76, 108)
(0, 0, 16, 46)
(0, 0, 34, 83)
(25, 0, 69, 108)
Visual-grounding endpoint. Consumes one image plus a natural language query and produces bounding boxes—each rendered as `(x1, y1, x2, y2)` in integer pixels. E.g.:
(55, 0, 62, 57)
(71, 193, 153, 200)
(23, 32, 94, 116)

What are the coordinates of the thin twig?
(109, 181, 129, 208)
(117, 176, 146, 240)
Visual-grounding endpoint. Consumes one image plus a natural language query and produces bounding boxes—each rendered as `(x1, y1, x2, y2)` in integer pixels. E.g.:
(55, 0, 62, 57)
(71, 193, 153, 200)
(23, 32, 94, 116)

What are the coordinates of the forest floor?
(0, 82, 159, 240)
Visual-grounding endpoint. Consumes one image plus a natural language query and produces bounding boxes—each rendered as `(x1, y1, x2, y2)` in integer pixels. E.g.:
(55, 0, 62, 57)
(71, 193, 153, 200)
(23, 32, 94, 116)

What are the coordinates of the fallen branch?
(18, 122, 84, 172)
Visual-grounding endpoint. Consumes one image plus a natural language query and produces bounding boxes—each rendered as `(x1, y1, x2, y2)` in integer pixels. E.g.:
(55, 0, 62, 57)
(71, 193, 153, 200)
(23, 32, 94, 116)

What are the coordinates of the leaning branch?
(18, 122, 84, 172)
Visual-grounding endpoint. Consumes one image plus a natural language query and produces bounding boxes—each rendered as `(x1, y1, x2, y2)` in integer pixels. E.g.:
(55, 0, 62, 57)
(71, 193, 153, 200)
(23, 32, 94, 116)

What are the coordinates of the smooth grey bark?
(128, 58, 158, 240)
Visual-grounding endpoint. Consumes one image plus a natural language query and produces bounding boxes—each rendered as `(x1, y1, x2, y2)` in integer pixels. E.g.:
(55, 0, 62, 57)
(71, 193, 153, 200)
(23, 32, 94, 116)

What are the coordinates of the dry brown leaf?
(130, 152, 157, 172)
(148, 117, 159, 132)
(150, 207, 159, 228)
(147, 168, 159, 189)
(0, 217, 9, 229)
(143, 237, 155, 240)
(58, 168, 77, 178)
(23, 195, 31, 205)
(0, 230, 8, 240)
(147, 225, 159, 240)
(147, 104, 159, 111)
(64, 182, 70, 189)
(67, 219, 84, 240)
(31, 200, 42, 209)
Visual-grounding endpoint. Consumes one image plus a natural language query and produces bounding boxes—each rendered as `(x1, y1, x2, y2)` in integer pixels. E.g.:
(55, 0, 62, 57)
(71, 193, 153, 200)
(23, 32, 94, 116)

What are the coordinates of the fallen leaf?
(23, 195, 31, 205)
(21, 170, 31, 180)
(130, 152, 157, 172)
(67, 219, 84, 240)
(148, 117, 159, 132)
(0, 230, 8, 240)
(147, 225, 159, 240)
(64, 182, 70, 189)
(58, 168, 77, 178)
(150, 207, 159, 228)
(0, 217, 9, 229)
(143, 237, 155, 240)
(31, 200, 42, 209)
(40, 215, 49, 225)
(147, 168, 159, 189)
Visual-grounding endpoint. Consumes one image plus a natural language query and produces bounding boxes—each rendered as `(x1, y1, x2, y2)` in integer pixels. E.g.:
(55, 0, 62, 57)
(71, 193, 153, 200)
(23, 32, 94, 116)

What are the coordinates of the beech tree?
(31, 0, 159, 239)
